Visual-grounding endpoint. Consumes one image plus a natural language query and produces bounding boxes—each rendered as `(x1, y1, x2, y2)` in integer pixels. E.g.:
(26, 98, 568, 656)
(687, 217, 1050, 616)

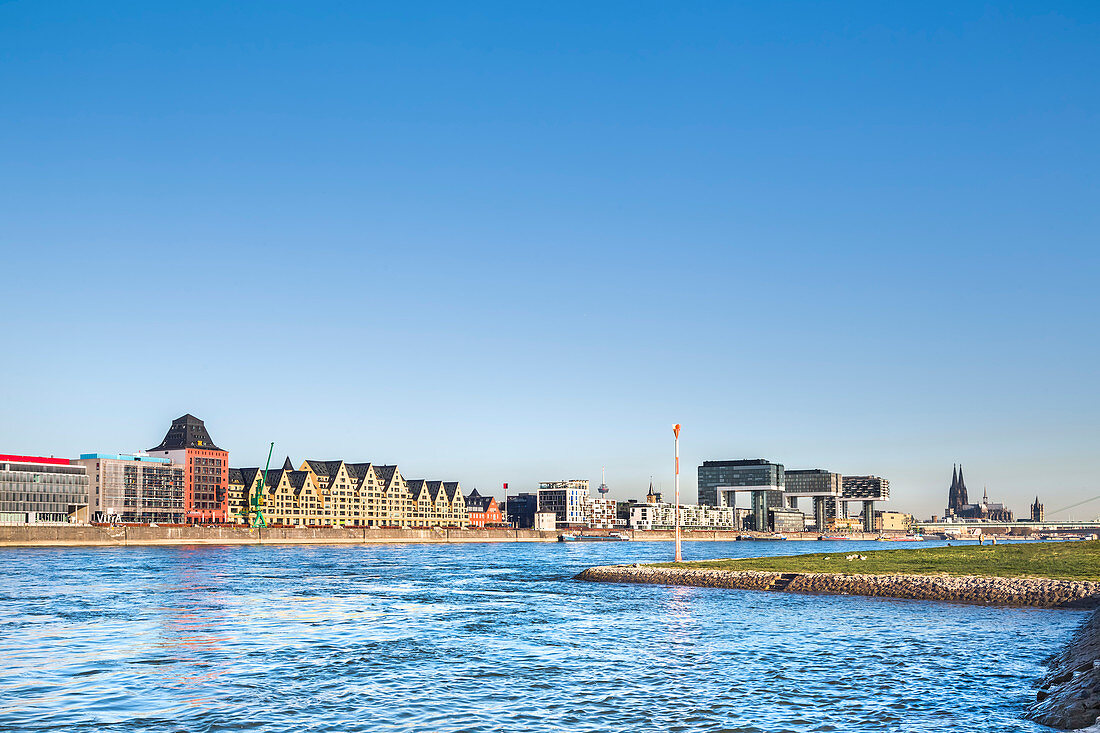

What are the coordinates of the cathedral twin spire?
(948, 463, 969, 512)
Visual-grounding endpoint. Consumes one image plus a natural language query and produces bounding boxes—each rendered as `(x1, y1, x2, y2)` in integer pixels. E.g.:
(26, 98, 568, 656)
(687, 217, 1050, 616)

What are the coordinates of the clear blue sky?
(1, 1, 1097, 519)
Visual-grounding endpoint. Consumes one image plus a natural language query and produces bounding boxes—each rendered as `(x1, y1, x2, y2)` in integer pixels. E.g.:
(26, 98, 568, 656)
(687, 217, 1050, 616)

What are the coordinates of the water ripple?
(0, 541, 1079, 732)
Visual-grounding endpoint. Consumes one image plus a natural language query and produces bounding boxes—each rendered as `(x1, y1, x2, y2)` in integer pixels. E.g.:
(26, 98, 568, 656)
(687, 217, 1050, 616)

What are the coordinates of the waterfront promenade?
(0, 524, 885, 547)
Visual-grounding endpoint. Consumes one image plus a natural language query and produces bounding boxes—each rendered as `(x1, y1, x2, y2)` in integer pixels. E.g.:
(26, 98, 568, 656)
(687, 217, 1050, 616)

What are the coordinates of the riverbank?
(1027, 607, 1100, 729)
(653, 541, 1100, 582)
(575, 564, 1100, 608)
(0, 524, 886, 547)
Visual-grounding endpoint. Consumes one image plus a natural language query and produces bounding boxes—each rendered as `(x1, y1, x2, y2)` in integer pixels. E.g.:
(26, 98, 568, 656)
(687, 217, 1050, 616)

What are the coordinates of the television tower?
(597, 466, 609, 496)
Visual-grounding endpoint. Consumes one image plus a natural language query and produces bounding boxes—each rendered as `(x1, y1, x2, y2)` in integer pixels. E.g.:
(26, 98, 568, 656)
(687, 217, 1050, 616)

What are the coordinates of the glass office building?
(0, 455, 89, 523)
(697, 459, 785, 507)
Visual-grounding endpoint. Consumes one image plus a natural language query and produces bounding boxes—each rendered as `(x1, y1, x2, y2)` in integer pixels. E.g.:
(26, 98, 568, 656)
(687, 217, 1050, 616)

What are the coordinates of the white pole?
(674, 424, 682, 563)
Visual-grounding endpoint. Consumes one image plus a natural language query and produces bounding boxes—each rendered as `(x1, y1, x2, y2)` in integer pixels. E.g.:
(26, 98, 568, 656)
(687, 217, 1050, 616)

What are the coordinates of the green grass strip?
(652, 540, 1100, 582)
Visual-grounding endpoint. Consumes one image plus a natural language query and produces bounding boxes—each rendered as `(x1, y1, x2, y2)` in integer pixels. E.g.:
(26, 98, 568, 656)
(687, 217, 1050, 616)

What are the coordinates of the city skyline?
(2, 410, 1093, 521)
(2, 3, 1098, 521)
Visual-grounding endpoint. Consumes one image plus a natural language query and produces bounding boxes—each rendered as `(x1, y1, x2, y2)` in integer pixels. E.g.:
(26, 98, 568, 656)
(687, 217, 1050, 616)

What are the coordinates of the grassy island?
(653, 540, 1100, 582)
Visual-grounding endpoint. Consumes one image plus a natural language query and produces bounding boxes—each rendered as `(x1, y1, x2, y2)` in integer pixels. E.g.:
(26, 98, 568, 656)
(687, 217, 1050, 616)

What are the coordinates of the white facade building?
(537, 480, 590, 526)
(629, 501, 740, 531)
(536, 479, 620, 529)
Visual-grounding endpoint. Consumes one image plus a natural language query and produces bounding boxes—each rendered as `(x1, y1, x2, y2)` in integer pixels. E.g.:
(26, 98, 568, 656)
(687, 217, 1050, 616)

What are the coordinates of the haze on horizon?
(1, 2, 1097, 521)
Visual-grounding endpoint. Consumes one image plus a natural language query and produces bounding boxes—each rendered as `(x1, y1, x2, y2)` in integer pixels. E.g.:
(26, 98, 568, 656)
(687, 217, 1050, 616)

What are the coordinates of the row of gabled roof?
(230, 458, 463, 502)
(406, 479, 464, 504)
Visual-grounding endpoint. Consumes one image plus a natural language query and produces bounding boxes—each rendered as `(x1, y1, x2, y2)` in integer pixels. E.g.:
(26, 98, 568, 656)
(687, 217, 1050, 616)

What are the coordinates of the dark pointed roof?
(465, 488, 494, 512)
(426, 480, 445, 501)
(304, 460, 343, 480)
(375, 465, 398, 485)
(240, 467, 260, 488)
(345, 463, 374, 482)
(282, 457, 294, 471)
(258, 468, 284, 493)
(407, 479, 426, 498)
(444, 481, 463, 501)
(957, 464, 968, 505)
(228, 467, 243, 485)
(148, 414, 223, 452)
(287, 471, 310, 493)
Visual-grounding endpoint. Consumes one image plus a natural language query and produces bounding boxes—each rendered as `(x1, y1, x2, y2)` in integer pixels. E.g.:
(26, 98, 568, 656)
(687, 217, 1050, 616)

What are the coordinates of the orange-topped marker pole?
(673, 423, 682, 563)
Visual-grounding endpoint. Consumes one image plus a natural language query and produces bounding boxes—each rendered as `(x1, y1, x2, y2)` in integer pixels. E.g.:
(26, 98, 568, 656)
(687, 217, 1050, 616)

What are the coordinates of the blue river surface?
(0, 540, 1084, 733)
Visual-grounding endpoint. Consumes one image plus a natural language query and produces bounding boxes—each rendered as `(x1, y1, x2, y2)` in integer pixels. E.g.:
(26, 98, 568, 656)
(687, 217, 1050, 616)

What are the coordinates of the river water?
(0, 540, 1081, 732)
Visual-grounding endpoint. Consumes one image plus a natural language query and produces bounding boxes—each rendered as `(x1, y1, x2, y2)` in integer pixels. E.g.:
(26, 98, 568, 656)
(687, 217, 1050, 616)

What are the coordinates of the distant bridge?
(915, 519, 1100, 532)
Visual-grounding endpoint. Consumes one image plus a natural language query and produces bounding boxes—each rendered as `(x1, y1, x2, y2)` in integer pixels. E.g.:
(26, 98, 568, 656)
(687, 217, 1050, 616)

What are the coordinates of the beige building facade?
(228, 458, 468, 528)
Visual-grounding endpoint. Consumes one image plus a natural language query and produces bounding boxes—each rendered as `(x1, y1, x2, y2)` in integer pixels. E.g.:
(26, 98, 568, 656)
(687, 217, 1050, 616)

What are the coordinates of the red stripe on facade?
(0, 454, 71, 466)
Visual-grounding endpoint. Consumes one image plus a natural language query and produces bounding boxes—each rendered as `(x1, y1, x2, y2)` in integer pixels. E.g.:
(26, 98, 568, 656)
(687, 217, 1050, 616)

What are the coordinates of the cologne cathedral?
(945, 464, 1014, 521)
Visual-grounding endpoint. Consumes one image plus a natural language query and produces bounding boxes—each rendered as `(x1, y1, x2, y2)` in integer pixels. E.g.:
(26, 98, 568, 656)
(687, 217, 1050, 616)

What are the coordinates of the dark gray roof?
(375, 465, 398, 484)
(345, 463, 374, 481)
(305, 460, 344, 478)
(407, 479, 426, 498)
(148, 414, 223, 452)
(228, 467, 244, 485)
(425, 480, 445, 501)
(287, 471, 310, 493)
(263, 469, 284, 492)
(465, 489, 494, 512)
(444, 481, 463, 502)
(282, 457, 294, 471)
(240, 467, 259, 488)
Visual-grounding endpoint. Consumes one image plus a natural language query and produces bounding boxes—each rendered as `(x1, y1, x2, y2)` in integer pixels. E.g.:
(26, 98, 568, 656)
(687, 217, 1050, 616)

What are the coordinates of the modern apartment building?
(629, 502, 739, 531)
(75, 453, 184, 523)
(584, 495, 618, 529)
(228, 458, 469, 528)
(535, 480, 618, 529)
(537, 480, 591, 526)
(147, 415, 229, 523)
(697, 459, 785, 531)
(0, 454, 89, 523)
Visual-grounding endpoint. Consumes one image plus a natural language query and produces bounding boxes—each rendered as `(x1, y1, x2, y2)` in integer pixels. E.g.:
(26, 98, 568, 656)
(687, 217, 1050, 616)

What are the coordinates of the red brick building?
(465, 488, 503, 528)
(147, 414, 229, 523)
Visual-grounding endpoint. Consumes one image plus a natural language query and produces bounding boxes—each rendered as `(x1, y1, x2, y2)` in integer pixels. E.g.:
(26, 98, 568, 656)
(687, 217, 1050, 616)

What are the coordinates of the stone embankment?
(1027, 608, 1100, 730)
(575, 565, 1100, 609)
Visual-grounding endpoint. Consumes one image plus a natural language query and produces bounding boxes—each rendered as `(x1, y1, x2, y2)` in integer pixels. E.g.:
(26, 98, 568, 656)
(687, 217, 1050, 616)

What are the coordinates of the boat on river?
(820, 535, 852, 541)
(558, 532, 630, 542)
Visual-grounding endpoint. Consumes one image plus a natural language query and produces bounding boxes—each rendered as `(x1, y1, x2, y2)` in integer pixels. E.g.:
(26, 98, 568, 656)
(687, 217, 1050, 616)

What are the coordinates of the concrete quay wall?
(0, 525, 558, 547)
(0, 525, 884, 547)
(575, 565, 1100, 609)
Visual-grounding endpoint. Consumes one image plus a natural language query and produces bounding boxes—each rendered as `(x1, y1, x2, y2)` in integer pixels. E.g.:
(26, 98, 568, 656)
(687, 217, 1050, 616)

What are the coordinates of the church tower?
(956, 465, 969, 507)
(1031, 496, 1045, 522)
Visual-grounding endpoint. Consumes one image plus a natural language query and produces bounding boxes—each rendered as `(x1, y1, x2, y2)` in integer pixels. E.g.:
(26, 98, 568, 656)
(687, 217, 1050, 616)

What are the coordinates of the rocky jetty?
(574, 565, 1100, 609)
(1027, 608, 1100, 730)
